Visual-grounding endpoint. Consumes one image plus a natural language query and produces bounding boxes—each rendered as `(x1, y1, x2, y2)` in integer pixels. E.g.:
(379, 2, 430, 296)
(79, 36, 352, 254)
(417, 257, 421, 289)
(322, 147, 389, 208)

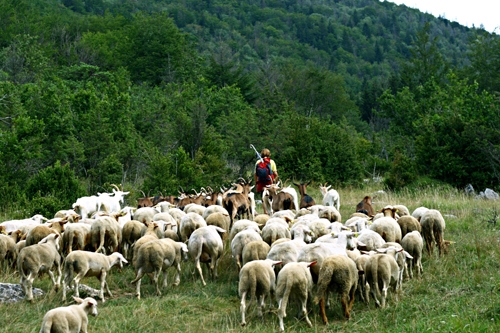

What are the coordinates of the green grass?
(1, 185, 500, 332)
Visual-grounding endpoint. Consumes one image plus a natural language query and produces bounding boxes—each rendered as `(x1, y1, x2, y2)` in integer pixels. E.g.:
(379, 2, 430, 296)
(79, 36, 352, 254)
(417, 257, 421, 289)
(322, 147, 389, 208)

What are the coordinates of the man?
(254, 148, 278, 214)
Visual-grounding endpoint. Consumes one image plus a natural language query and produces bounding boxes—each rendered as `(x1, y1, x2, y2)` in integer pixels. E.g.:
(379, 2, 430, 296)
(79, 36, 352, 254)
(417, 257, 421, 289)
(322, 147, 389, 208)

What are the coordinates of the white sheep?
(314, 254, 358, 323)
(420, 209, 449, 256)
(411, 206, 429, 221)
(231, 225, 263, 271)
(62, 223, 92, 255)
(131, 238, 188, 300)
(319, 184, 340, 211)
(275, 261, 316, 331)
(187, 225, 226, 286)
(266, 224, 312, 274)
(229, 219, 261, 242)
(239, 259, 281, 326)
(183, 203, 207, 216)
(62, 251, 128, 302)
(90, 215, 122, 254)
(202, 205, 229, 220)
(261, 218, 291, 245)
(39, 296, 98, 333)
(179, 212, 207, 242)
(17, 233, 62, 302)
(242, 240, 271, 266)
(369, 206, 402, 243)
(364, 247, 401, 308)
(133, 207, 159, 224)
(401, 231, 424, 279)
(0, 214, 48, 233)
(356, 229, 386, 251)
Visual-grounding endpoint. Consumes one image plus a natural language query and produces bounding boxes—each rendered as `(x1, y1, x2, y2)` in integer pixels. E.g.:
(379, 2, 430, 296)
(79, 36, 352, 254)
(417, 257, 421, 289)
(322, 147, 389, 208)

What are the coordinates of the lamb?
(62, 223, 92, 255)
(187, 225, 226, 286)
(420, 209, 447, 256)
(238, 259, 282, 326)
(131, 238, 188, 300)
(275, 261, 317, 331)
(363, 247, 401, 308)
(62, 251, 128, 302)
(231, 225, 263, 271)
(39, 296, 98, 333)
(401, 231, 424, 279)
(17, 233, 62, 302)
(242, 240, 271, 266)
(0, 233, 17, 270)
(397, 215, 422, 239)
(179, 212, 207, 242)
(319, 183, 340, 211)
(314, 254, 358, 323)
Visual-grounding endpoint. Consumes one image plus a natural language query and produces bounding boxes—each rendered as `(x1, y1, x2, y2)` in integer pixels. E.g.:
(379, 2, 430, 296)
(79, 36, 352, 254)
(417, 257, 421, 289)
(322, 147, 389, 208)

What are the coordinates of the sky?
(386, 0, 500, 33)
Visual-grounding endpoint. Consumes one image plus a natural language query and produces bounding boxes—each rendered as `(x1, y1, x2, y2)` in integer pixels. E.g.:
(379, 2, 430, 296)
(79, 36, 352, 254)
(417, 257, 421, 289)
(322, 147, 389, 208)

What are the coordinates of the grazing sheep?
(62, 251, 128, 302)
(364, 247, 400, 308)
(317, 206, 342, 223)
(153, 212, 177, 232)
(411, 206, 429, 221)
(62, 223, 92, 255)
(131, 238, 188, 300)
(356, 196, 375, 216)
(179, 212, 207, 242)
(354, 253, 374, 303)
(314, 254, 358, 323)
(276, 261, 317, 331)
(231, 225, 263, 271)
(239, 259, 281, 326)
(319, 183, 340, 211)
(39, 296, 98, 333)
(393, 204, 410, 217)
(0, 233, 17, 270)
(17, 233, 62, 302)
(242, 240, 271, 266)
(369, 206, 402, 243)
(420, 209, 446, 256)
(401, 231, 424, 279)
(397, 215, 422, 239)
(188, 225, 226, 286)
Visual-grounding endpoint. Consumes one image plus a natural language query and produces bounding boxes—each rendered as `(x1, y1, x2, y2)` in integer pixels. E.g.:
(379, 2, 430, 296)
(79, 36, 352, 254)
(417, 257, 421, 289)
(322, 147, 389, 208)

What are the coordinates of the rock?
(0, 283, 44, 303)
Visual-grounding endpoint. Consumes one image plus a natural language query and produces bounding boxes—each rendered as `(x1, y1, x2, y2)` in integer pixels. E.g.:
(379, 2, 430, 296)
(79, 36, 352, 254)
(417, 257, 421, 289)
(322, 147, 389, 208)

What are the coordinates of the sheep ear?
(403, 251, 413, 259)
(357, 240, 366, 247)
(73, 296, 84, 304)
(308, 261, 317, 268)
(376, 248, 387, 253)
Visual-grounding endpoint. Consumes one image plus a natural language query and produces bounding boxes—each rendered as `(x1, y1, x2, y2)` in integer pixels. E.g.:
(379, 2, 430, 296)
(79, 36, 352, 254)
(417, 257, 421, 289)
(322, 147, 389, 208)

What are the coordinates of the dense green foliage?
(0, 0, 499, 212)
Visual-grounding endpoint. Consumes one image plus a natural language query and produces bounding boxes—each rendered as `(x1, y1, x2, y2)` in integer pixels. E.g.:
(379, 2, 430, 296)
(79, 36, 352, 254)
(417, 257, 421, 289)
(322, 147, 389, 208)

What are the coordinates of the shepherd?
(251, 146, 279, 212)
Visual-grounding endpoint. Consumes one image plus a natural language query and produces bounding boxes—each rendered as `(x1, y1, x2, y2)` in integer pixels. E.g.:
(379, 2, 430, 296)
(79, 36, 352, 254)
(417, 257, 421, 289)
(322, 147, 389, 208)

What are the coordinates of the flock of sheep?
(0, 181, 452, 332)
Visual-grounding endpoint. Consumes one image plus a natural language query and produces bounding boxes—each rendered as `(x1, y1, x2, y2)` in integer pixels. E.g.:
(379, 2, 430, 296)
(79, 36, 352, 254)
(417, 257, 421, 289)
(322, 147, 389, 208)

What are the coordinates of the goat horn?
(110, 184, 120, 191)
(140, 190, 146, 197)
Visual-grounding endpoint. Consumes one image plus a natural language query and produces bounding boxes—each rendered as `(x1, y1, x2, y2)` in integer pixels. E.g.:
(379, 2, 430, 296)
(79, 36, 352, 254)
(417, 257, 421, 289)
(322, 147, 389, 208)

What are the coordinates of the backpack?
(256, 158, 273, 183)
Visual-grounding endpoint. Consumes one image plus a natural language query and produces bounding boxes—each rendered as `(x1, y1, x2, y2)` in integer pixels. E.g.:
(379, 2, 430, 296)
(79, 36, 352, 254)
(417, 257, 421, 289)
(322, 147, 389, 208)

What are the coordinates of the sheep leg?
(73, 272, 87, 298)
(278, 298, 285, 332)
(195, 258, 206, 286)
(240, 291, 247, 326)
(161, 268, 168, 289)
(173, 263, 181, 286)
(319, 297, 328, 325)
(47, 270, 58, 291)
(347, 286, 356, 317)
(341, 294, 351, 319)
(301, 298, 313, 328)
(131, 268, 145, 300)
(101, 270, 110, 302)
(381, 281, 388, 308)
(154, 267, 162, 296)
(258, 294, 265, 320)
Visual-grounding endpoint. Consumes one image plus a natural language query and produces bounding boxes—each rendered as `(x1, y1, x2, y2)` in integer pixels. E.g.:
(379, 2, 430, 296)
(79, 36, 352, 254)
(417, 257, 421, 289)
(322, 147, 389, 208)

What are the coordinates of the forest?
(0, 0, 499, 216)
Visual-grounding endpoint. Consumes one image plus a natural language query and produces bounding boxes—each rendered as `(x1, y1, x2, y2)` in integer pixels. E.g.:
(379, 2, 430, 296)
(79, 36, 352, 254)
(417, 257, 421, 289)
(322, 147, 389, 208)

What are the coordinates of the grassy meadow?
(1, 184, 500, 332)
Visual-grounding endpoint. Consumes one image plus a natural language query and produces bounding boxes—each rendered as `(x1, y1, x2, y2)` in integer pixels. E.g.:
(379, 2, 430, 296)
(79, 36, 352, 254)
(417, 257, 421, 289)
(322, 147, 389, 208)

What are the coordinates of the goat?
(137, 190, 154, 208)
(222, 179, 253, 226)
(294, 181, 316, 209)
(265, 184, 294, 213)
(356, 196, 375, 216)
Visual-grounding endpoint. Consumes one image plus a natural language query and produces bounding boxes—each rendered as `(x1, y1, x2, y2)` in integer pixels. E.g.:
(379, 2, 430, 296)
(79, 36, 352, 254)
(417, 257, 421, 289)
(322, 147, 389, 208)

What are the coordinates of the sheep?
(363, 247, 401, 308)
(238, 259, 282, 326)
(317, 205, 342, 222)
(25, 220, 67, 246)
(319, 183, 340, 211)
(271, 209, 295, 222)
(62, 223, 92, 255)
(0, 233, 17, 270)
(62, 251, 128, 302)
(179, 212, 207, 242)
(121, 220, 146, 260)
(131, 222, 162, 266)
(167, 207, 186, 225)
(17, 233, 62, 302)
(90, 215, 122, 254)
(266, 224, 312, 273)
(229, 220, 261, 242)
(401, 231, 424, 279)
(133, 207, 159, 224)
(345, 216, 368, 232)
(356, 196, 375, 216)
(39, 296, 98, 333)
(379, 243, 412, 288)
(202, 205, 229, 220)
(187, 225, 226, 286)
(131, 238, 188, 300)
(231, 225, 263, 271)
(293, 181, 316, 209)
(354, 253, 374, 304)
(393, 204, 410, 217)
(314, 254, 358, 323)
(153, 211, 177, 231)
(242, 240, 271, 266)
(420, 209, 447, 256)
(183, 203, 207, 216)
(261, 218, 291, 246)
(205, 212, 231, 236)
(369, 206, 402, 243)
(397, 215, 422, 239)
(276, 261, 317, 331)
(0, 214, 48, 233)
(411, 206, 429, 221)
(356, 229, 386, 251)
